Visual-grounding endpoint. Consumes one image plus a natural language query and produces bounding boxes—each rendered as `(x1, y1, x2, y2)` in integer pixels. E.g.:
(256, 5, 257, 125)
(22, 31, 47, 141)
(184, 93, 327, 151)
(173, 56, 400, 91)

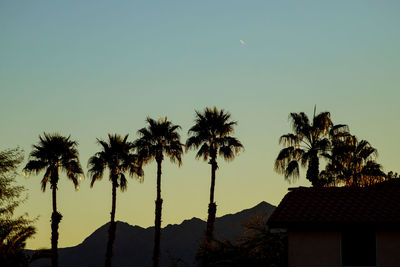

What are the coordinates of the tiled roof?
(267, 179, 400, 229)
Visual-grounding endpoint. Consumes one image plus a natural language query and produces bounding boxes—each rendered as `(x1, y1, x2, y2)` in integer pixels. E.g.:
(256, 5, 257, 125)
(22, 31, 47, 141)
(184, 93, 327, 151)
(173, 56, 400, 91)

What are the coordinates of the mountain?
(30, 201, 275, 267)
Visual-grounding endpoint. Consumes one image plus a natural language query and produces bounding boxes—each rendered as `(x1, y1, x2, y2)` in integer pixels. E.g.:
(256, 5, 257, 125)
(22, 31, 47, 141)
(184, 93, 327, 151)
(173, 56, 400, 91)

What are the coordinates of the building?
(267, 180, 400, 267)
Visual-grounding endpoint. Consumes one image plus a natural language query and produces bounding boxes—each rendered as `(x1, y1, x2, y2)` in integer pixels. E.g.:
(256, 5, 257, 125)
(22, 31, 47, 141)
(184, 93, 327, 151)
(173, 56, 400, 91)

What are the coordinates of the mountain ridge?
(30, 201, 276, 267)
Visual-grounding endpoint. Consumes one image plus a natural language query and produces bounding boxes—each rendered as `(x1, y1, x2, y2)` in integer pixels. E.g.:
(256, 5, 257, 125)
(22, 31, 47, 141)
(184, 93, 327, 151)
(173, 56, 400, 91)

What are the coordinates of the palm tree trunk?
(105, 183, 117, 267)
(51, 186, 62, 267)
(205, 157, 217, 244)
(353, 173, 360, 187)
(153, 159, 163, 267)
(307, 153, 320, 187)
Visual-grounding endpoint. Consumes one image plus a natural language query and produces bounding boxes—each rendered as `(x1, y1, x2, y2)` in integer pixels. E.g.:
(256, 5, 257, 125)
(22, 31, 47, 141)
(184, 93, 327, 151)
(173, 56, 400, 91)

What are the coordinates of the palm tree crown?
(135, 117, 183, 165)
(323, 134, 385, 187)
(23, 133, 83, 191)
(274, 110, 336, 186)
(87, 134, 143, 190)
(186, 107, 243, 164)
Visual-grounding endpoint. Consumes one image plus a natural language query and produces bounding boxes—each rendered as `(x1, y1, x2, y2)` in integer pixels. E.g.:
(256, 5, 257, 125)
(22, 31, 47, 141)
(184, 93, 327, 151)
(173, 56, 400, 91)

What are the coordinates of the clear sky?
(1, 1, 399, 249)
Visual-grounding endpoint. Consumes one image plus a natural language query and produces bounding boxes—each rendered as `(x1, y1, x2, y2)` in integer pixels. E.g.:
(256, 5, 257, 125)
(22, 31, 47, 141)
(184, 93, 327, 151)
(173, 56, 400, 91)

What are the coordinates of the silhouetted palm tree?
(323, 134, 386, 187)
(135, 117, 183, 267)
(186, 107, 243, 245)
(87, 134, 142, 267)
(275, 108, 341, 186)
(23, 133, 83, 267)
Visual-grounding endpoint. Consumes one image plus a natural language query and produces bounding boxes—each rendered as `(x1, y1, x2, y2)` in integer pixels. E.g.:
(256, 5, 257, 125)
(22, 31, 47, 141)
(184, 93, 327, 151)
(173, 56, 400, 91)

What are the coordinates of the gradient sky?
(1, 1, 399, 249)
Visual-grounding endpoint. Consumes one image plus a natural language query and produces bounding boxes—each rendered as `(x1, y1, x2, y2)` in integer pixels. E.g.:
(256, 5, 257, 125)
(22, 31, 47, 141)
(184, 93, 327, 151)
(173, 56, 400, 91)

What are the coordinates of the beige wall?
(377, 232, 400, 267)
(288, 231, 341, 267)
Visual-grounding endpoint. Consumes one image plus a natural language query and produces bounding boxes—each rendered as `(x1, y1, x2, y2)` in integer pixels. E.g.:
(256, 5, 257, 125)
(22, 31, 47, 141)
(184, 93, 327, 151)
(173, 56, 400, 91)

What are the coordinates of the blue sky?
(1, 1, 399, 249)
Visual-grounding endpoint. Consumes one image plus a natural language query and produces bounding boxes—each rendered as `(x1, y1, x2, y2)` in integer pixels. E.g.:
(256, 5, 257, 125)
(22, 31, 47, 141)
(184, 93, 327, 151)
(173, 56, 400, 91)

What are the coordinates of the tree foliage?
(0, 148, 36, 267)
(275, 108, 389, 188)
(135, 117, 183, 166)
(387, 171, 399, 179)
(23, 133, 83, 192)
(321, 133, 386, 187)
(88, 134, 143, 191)
(274, 109, 347, 186)
(197, 214, 287, 267)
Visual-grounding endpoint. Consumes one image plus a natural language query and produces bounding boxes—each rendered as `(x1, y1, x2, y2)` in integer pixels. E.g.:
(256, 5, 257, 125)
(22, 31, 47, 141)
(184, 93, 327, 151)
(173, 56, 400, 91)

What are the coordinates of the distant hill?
(29, 201, 275, 267)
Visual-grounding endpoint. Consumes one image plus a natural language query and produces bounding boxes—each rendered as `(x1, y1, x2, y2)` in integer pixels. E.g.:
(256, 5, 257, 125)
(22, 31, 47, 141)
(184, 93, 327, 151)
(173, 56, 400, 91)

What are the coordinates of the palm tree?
(87, 134, 142, 267)
(186, 107, 243, 245)
(323, 134, 386, 187)
(23, 133, 83, 267)
(134, 117, 183, 267)
(274, 108, 342, 186)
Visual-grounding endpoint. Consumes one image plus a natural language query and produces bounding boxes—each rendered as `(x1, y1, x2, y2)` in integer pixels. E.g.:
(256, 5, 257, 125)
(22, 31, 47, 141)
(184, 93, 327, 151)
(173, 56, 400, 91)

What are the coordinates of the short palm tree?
(275, 109, 338, 186)
(23, 133, 83, 267)
(87, 134, 142, 267)
(134, 117, 183, 267)
(323, 134, 385, 186)
(186, 107, 243, 245)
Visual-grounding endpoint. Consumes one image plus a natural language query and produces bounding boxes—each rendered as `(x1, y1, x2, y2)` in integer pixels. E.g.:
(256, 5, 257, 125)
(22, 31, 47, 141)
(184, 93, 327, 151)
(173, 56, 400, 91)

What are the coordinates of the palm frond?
(289, 112, 310, 137)
(195, 143, 210, 161)
(278, 134, 299, 147)
(185, 136, 202, 151)
(40, 167, 51, 192)
(285, 161, 300, 181)
(329, 124, 349, 139)
(313, 111, 332, 135)
(119, 173, 127, 192)
(316, 138, 330, 152)
(87, 154, 106, 187)
(275, 147, 298, 173)
(218, 136, 244, 161)
(23, 160, 47, 176)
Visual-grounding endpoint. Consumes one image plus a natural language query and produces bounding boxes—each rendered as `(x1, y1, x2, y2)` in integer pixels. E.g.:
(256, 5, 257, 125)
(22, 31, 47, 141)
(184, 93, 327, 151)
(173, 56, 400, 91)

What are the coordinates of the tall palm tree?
(23, 133, 83, 267)
(87, 134, 142, 267)
(135, 117, 183, 267)
(274, 108, 340, 186)
(186, 107, 243, 245)
(323, 134, 386, 187)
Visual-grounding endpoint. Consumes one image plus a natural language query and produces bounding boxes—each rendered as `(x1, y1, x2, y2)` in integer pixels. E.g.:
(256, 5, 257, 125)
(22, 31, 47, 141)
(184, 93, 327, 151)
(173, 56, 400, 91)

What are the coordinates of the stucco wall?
(377, 232, 400, 267)
(288, 231, 341, 267)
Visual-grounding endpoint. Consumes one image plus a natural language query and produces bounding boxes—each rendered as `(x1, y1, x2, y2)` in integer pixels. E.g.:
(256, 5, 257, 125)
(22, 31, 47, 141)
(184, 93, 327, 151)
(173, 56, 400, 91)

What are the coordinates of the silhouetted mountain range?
(30, 201, 275, 267)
